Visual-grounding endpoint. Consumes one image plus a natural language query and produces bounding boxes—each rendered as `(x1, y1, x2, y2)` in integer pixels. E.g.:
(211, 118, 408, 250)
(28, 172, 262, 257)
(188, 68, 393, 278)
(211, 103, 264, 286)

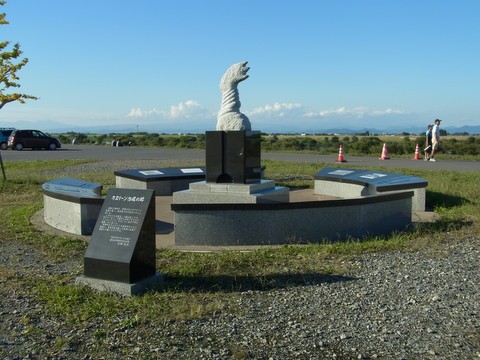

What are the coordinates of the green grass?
(1, 158, 479, 337)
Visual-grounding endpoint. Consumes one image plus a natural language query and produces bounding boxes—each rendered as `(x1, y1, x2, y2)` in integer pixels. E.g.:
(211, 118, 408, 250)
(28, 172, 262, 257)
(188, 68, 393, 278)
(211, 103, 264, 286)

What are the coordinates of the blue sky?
(1, 0, 479, 133)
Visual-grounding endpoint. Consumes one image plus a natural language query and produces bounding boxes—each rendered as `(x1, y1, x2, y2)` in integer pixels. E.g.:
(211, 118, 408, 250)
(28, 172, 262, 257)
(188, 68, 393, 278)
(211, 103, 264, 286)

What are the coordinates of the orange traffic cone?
(379, 143, 390, 160)
(413, 143, 421, 160)
(336, 144, 347, 163)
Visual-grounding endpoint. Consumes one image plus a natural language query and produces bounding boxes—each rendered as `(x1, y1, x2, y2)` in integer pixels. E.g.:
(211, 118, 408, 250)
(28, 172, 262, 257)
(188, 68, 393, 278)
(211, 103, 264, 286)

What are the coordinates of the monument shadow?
(427, 190, 471, 209)
(421, 191, 473, 232)
(162, 272, 357, 293)
(155, 219, 173, 235)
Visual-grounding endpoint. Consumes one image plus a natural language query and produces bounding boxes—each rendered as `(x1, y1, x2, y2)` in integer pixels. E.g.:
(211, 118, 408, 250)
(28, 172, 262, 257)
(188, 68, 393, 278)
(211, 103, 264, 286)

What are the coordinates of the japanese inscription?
(98, 195, 147, 246)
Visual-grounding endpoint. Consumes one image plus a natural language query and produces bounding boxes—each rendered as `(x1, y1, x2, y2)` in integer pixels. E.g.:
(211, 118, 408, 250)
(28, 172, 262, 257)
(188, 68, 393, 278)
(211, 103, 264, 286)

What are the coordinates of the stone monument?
(173, 61, 289, 228)
(77, 188, 163, 296)
(170, 62, 418, 247)
(206, 61, 264, 184)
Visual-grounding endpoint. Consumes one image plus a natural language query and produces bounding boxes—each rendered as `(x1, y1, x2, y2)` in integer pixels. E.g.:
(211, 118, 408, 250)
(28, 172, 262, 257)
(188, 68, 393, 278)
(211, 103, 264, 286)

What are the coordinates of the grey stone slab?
(411, 188, 426, 212)
(174, 210, 276, 246)
(315, 180, 369, 198)
(43, 194, 103, 235)
(188, 180, 275, 194)
(188, 182, 229, 193)
(173, 186, 289, 204)
(76, 273, 164, 296)
(173, 193, 413, 246)
(116, 176, 148, 190)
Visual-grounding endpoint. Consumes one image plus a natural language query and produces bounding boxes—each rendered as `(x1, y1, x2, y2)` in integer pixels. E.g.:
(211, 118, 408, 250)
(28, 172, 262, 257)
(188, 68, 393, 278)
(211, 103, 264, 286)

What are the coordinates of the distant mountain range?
(1, 119, 480, 135)
(305, 125, 480, 135)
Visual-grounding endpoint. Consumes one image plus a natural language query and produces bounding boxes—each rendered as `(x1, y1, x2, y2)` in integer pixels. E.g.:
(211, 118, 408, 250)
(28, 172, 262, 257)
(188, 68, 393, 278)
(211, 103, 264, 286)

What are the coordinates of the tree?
(0, 0, 37, 110)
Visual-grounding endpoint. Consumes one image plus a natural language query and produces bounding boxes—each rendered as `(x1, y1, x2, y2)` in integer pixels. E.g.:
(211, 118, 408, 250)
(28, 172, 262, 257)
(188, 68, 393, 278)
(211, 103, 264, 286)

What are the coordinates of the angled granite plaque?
(42, 177, 102, 198)
(84, 188, 155, 283)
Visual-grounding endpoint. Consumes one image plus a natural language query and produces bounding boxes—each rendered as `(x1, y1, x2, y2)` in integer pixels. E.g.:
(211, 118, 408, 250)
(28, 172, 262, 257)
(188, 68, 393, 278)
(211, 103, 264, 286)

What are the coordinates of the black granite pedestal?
(206, 131, 262, 184)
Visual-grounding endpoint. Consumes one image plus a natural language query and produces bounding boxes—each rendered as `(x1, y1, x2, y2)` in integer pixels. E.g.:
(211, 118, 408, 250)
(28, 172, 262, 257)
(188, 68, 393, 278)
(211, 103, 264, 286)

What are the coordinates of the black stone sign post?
(78, 188, 162, 295)
(205, 130, 262, 183)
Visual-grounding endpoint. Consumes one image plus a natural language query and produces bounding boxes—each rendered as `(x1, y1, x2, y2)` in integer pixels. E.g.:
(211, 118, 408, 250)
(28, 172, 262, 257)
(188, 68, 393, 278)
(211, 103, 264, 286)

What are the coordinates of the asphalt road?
(1, 144, 479, 172)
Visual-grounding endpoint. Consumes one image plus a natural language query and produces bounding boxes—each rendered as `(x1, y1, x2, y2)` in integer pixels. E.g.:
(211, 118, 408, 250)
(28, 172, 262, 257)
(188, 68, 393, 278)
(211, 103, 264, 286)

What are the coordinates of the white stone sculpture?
(216, 61, 252, 131)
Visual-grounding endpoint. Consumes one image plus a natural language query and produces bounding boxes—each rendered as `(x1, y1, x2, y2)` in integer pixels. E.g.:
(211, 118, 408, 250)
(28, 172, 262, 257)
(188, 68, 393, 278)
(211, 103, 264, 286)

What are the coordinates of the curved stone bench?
(115, 167, 205, 195)
(171, 191, 413, 246)
(314, 168, 428, 212)
(42, 178, 104, 235)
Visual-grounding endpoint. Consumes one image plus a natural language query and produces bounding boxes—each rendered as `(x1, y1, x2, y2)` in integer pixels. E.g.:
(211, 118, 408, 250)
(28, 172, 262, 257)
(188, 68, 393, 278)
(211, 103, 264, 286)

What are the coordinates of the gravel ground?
(1, 234, 479, 359)
(1, 160, 479, 359)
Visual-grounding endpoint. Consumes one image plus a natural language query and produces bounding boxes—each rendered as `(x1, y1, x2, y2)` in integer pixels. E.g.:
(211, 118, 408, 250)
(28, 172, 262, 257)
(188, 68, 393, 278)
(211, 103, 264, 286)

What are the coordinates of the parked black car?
(8, 129, 62, 150)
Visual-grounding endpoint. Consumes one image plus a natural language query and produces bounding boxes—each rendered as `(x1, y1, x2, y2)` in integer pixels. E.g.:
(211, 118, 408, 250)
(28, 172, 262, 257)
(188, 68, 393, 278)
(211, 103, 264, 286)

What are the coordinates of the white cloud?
(125, 101, 411, 132)
(169, 100, 208, 118)
(246, 104, 406, 122)
(128, 102, 406, 123)
(127, 108, 161, 117)
(304, 107, 407, 118)
(247, 102, 303, 117)
(127, 100, 212, 120)
(370, 108, 406, 116)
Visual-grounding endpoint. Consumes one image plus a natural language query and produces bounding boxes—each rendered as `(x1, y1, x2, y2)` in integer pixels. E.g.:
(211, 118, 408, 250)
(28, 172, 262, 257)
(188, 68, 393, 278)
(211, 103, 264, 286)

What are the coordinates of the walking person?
(424, 124, 433, 160)
(429, 119, 441, 162)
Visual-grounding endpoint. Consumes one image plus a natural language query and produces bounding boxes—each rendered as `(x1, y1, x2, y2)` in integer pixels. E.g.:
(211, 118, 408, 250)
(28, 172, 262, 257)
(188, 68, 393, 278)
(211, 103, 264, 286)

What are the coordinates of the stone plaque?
(84, 188, 155, 283)
(114, 167, 205, 181)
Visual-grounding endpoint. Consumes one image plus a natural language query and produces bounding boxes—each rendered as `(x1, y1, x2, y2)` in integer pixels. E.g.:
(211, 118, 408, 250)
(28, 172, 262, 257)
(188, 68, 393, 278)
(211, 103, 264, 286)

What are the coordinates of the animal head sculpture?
(216, 61, 252, 131)
(220, 61, 250, 92)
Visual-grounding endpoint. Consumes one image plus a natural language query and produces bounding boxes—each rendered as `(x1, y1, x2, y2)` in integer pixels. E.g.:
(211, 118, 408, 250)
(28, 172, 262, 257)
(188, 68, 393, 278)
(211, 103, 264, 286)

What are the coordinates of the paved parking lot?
(1, 144, 479, 172)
